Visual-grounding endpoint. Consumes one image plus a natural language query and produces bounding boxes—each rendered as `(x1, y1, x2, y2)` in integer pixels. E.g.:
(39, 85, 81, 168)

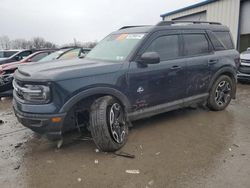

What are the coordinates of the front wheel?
(207, 75, 234, 111)
(90, 96, 128, 152)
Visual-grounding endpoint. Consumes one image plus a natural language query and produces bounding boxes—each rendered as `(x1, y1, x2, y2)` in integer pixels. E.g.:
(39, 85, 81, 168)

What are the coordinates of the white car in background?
(238, 47, 250, 83)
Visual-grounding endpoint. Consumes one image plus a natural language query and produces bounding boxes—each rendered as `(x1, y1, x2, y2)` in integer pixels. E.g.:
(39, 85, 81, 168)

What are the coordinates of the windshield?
(38, 50, 67, 62)
(0, 50, 19, 58)
(86, 33, 145, 61)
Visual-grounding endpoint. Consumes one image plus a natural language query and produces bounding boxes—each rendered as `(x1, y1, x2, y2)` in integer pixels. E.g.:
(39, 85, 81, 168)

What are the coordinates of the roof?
(114, 26, 153, 34)
(160, 0, 219, 18)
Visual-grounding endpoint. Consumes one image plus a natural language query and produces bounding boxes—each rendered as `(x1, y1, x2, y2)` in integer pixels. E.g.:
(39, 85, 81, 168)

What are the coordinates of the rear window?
(214, 31, 234, 49)
(0, 51, 18, 58)
(183, 34, 210, 56)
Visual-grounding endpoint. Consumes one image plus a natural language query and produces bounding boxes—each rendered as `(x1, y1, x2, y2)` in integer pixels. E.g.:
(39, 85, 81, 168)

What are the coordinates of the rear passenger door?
(182, 31, 214, 97)
(128, 30, 187, 109)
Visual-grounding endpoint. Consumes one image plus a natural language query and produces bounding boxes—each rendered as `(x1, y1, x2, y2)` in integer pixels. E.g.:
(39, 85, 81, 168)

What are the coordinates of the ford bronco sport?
(13, 21, 239, 151)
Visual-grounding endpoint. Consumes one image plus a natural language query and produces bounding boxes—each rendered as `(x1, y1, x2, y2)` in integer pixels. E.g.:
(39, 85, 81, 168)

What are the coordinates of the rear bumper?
(13, 99, 66, 140)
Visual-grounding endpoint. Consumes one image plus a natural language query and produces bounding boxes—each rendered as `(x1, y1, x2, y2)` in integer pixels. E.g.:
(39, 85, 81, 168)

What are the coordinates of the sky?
(0, 0, 203, 45)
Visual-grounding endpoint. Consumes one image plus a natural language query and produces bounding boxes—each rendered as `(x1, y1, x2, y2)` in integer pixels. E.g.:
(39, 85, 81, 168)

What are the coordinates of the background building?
(161, 0, 250, 52)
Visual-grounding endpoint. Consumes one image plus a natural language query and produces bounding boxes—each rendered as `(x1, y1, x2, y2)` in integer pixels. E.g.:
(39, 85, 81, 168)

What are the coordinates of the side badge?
(137, 86, 144, 94)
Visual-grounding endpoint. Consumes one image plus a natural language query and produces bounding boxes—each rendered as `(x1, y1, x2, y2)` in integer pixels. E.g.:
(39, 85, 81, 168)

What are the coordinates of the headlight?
(13, 81, 51, 103)
(22, 84, 50, 103)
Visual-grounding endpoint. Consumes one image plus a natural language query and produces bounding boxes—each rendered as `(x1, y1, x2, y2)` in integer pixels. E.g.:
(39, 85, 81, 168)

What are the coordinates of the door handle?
(171, 65, 182, 70)
(208, 59, 218, 65)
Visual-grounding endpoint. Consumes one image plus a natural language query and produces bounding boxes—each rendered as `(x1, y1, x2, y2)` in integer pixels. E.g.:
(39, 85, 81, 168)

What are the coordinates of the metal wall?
(173, 11, 207, 21)
(163, 0, 241, 46)
(240, 0, 250, 35)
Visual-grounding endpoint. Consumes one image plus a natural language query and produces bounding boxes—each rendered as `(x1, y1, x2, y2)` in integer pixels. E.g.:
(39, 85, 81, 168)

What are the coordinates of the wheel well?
(210, 71, 237, 98)
(62, 94, 125, 133)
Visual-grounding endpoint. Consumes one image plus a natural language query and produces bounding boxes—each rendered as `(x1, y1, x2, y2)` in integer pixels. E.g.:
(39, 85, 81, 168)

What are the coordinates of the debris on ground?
(94, 160, 99, 164)
(46, 160, 54, 164)
(114, 151, 135, 159)
(140, 145, 143, 150)
(241, 154, 246, 156)
(0, 119, 4, 124)
(14, 143, 22, 148)
(233, 144, 240, 148)
(228, 148, 232, 151)
(77, 178, 82, 182)
(95, 148, 99, 153)
(57, 139, 63, 149)
(125, 169, 140, 174)
(155, 152, 161, 155)
(74, 136, 93, 141)
(148, 180, 154, 186)
(13, 165, 20, 170)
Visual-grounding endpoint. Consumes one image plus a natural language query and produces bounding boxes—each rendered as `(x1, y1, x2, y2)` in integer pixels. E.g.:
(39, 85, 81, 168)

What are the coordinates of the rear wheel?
(90, 96, 128, 152)
(207, 75, 234, 111)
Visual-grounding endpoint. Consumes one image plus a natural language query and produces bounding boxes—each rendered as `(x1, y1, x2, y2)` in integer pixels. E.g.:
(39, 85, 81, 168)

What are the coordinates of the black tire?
(90, 96, 128, 152)
(207, 75, 234, 111)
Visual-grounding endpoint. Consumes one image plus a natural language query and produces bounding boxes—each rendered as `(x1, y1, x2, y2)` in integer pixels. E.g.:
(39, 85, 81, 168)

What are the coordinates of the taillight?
(234, 57, 240, 69)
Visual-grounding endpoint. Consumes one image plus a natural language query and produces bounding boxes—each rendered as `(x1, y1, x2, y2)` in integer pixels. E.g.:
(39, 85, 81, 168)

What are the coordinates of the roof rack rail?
(119, 25, 149, 30)
(156, 20, 222, 26)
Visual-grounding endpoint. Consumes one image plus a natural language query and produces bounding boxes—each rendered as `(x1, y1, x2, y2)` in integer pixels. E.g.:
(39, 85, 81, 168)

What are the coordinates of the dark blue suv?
(13, 21, 239, 151)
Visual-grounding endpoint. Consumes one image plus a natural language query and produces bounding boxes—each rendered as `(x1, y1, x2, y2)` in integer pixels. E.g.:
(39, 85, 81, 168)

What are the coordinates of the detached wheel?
(207, 75, 233, 111)
(90, 96, 128, 152)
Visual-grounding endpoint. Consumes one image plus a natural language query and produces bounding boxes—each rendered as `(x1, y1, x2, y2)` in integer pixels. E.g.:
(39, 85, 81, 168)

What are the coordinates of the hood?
(240, 51, 250, 60)
(2, 61, 25, 71)
(0, 58, 8, 64)
(15, 58, 123, 82)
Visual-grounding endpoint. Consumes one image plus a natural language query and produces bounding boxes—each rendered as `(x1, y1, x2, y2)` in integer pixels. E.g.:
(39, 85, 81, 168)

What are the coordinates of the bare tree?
(32, 37, 46, 49)
(61, 40, 98, 49)
(0, 35, 11, 49)
(11, 38, 32, 49)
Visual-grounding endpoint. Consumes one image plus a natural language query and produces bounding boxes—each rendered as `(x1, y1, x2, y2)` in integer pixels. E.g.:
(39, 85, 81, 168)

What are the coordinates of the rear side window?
(214, 31, 234, 49)
(183, 34, 210, 56)
(207, 31, 226, 51)
(146, 35, 179, 61)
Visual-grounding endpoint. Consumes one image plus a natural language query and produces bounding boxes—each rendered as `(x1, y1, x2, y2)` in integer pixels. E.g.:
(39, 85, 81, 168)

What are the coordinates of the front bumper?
(13, 99, 66, 140)
(237, 72, 250, 82)
(0, 74, 13, 93)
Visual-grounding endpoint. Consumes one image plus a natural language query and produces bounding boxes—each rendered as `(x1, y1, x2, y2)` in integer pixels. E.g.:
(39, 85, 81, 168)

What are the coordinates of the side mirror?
(79, 53, 86, 59)
(139, 52, 160, 64)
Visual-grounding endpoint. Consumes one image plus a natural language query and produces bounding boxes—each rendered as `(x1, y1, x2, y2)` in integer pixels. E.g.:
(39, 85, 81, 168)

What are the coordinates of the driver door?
(127, 30, 187, 111)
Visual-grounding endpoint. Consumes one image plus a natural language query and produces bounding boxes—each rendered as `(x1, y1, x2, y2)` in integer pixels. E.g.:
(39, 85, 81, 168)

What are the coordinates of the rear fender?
(208, 67, 237, 99)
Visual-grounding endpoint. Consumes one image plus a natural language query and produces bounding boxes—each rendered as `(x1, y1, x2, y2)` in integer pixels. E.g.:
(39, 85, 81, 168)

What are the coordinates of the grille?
(13, 79, 25, 100)
(241, 59, 250, 64)
(239, 66, 250, 74)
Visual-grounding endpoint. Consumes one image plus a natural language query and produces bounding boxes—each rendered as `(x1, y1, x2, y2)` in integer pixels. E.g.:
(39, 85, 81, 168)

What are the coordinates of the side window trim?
(133, 31, 181, 62)
(206, 30, 226, 51)
(141, 34, 182, 61)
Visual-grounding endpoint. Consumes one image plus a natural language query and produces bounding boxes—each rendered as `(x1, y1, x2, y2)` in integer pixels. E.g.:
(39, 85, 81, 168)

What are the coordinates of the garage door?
(172, 11, 207, 21)
(240, 0, 250, 35)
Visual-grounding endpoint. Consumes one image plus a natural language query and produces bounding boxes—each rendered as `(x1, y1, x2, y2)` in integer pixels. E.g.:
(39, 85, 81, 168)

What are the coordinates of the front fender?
(59, 87, 131, 113)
